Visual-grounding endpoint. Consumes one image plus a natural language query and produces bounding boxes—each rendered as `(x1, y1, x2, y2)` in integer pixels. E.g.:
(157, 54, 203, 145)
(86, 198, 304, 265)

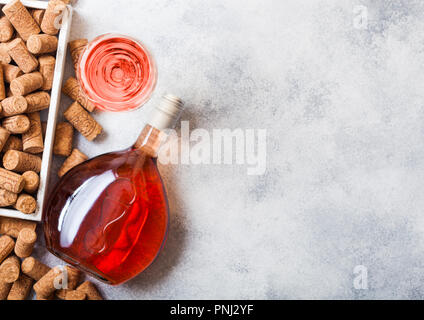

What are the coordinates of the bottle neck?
(133, 124, 168, 158)
(133, 95, 184, 157)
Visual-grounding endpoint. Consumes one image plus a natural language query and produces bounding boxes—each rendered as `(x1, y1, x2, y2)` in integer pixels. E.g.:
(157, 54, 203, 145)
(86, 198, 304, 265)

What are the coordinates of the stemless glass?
(77, 33, 157, 112)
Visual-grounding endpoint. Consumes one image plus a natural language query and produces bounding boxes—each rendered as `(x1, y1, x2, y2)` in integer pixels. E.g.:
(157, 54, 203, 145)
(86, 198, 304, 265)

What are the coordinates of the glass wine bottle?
(43, 95, 184, 285)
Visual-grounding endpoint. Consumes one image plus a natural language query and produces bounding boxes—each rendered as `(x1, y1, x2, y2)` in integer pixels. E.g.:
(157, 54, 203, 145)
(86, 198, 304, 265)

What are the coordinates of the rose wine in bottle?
(43, 95, 184, 285)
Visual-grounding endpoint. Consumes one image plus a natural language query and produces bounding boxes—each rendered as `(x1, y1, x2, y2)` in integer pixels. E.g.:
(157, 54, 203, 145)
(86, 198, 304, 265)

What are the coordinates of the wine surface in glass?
(78, 34, 157, 112)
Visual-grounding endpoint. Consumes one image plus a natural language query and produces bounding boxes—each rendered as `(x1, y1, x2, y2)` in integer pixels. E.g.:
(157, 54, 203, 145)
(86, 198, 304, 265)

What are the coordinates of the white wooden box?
(0, 0, 73, 221)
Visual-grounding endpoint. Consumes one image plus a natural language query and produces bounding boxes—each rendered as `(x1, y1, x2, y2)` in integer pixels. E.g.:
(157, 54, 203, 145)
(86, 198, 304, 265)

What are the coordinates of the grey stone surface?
(35, 0, 424, 299)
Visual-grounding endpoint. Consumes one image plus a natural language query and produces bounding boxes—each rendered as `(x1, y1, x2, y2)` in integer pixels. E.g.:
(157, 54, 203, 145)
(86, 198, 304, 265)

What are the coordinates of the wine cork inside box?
(0, 0, 73, 221)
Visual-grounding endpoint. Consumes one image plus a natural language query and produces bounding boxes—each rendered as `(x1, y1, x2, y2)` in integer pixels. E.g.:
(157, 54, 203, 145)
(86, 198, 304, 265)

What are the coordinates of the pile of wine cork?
(0, 0, 104, 213)
(0, 216, 103, 300)
(0, 0, 65, 214)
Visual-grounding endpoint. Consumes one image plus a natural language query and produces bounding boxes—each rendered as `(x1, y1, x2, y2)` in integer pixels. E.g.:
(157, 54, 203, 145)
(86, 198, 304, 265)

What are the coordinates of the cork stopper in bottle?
(135, 95, 184, 156)
(149, 94, 185, 130)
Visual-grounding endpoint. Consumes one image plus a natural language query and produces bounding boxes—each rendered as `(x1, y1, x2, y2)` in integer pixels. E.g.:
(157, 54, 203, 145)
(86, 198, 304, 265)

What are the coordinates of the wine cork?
(58, 148, 87, 178)
(0, 127, 10, 152)
(62, 77, 96, 112)
(2, 63, 23, 84)
(69, 39, 87, 72)
(2, 114, 31, 134)
(7, 38, 38, 74)
(77, 281, 103, 300)
(22, 112, 44, 154)
(65, 290, 86, 300)
(0, 16, 14, 43)
(56, 266, 81, 299)
(25, 91, 50, 112)
(10, 72, 43, 96)
(31, 9, 45, 26)
(64, 102, 102, 141)
(0, 189, 17, 207)
(53, 122, 73, 157)
(2, 136, 23, 153)
(40, 0, 69, 35)
(0, 217, 36, 238)
(0, 235, 14, 264)
(38, 55, 55, 91)
(0, 96, 28, 117)
(7, 274, 32, 300)
(0, 60, 5, 101)
(0, 256, 20, 283)
(0, 281, 12, 300)
(14, 194, 37, 214)
(0, 168, 25, 193)
(2, 0, 40, 41)
(0, 44, 11, 64)
(3, 150, 42, 173)
(22, 171, 39, 194)
(14, 228, 36, 258)
(27, 34, 58, 55)
(34, 266, 63, 298)
(22, 257, 50, 281)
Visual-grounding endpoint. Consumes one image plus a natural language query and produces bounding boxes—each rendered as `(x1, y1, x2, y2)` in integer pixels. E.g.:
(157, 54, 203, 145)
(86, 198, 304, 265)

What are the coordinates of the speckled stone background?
(32, 0, 424, 299)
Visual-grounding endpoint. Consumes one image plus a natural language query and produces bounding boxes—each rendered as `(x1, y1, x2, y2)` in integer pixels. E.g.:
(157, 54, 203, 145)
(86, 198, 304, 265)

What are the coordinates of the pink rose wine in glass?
(77, 34, 157, 112)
